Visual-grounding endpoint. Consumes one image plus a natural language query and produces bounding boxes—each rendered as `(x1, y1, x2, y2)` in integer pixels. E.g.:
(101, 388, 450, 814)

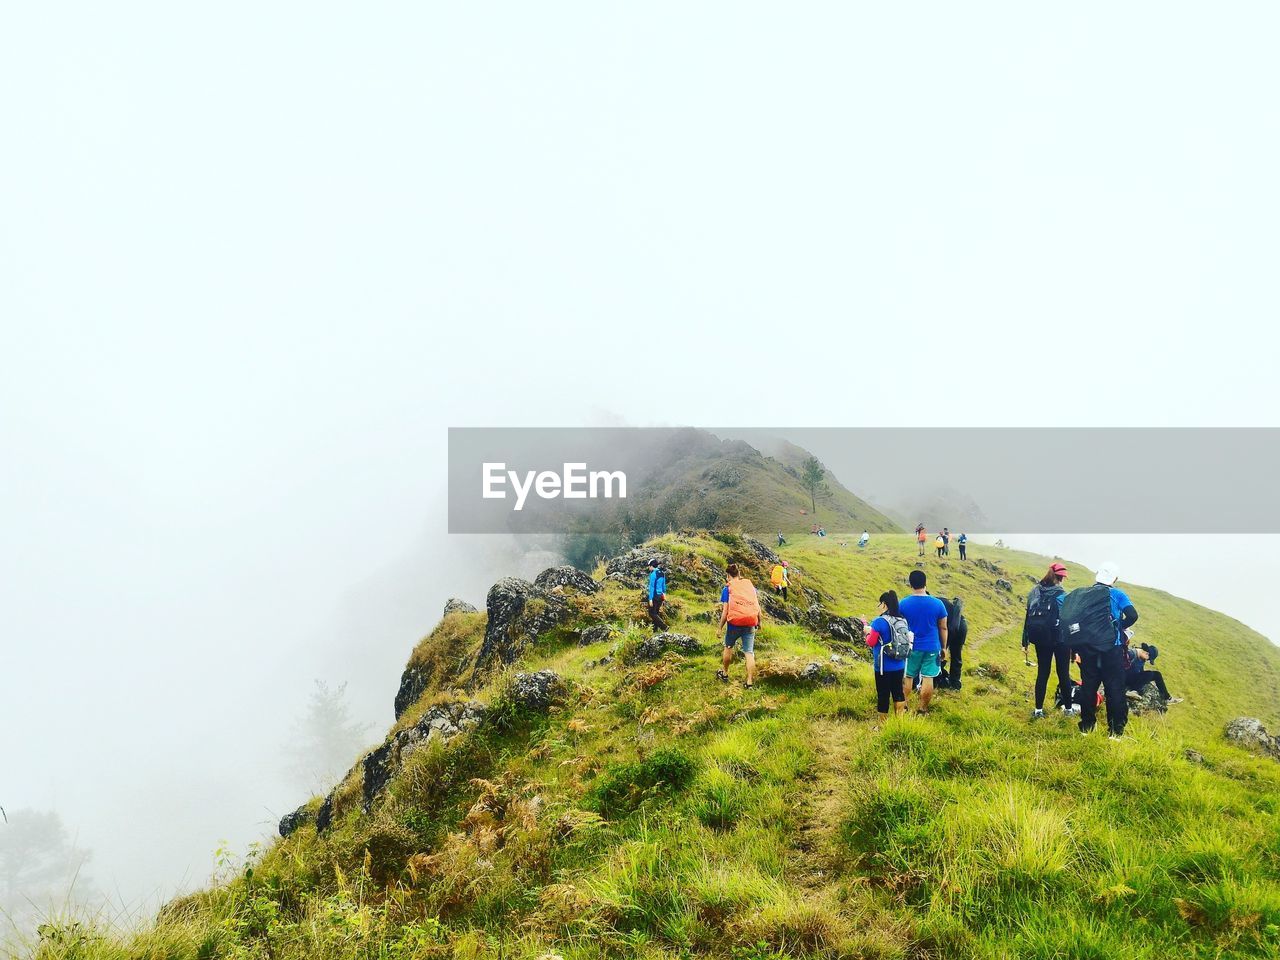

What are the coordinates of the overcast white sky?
(3, 0, 1278, 921)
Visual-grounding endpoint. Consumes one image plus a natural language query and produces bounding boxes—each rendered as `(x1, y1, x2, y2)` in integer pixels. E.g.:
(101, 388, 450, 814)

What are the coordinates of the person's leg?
(720, 637, 734, 679)
(890, 669, 907, 715)
(948, 635, 964, 687)
(875, 671, 891, 717)
(1033, 641, 1052, 710)
(1053, 646, 1073, 708)
(1100, 646, 1128, 736)
(1144, 670, 1172, 700)
(742, 630, 756, 686)
(920, 675, 935, 712)
(1078, 653, 1103, 733)
(781, 586, 787, 601)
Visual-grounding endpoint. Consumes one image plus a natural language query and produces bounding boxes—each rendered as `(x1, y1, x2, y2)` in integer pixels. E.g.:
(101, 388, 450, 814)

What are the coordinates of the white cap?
(1095, 562, 1120, 586)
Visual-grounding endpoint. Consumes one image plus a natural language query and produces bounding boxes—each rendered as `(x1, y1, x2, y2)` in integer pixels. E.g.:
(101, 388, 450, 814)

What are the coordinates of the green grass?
(22, 532, 1280, 960)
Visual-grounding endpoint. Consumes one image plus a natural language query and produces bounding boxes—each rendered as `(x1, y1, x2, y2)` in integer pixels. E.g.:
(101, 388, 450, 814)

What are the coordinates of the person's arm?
(938, 616, 948, 647)
(1119, 605, 1138, 631)
(659, 573, 667, 600)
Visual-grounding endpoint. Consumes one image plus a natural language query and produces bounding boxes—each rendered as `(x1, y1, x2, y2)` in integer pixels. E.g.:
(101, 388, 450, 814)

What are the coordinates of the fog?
(4, 0, 1280, 936)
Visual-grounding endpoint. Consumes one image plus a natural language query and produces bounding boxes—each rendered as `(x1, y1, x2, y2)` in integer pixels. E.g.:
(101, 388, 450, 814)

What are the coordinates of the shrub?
(588, 747, 699, 819)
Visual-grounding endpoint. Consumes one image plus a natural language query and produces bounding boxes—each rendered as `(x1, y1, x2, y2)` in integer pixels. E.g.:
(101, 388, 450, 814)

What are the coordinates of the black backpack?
(1060, 583, 1117, 654)
(1025, 584, 1064, 644)
(947, 596, 964, 636)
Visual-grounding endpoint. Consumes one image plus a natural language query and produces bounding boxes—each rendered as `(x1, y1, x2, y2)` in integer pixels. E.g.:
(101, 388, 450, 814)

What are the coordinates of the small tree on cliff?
(799, 456, 832, 518)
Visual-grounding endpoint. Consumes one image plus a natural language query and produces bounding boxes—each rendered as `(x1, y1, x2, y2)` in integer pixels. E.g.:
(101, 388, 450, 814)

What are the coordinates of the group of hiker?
(1018, 560, 1180, 737)
(915, 524, 967, 560)
(645, 535, 1178, 740)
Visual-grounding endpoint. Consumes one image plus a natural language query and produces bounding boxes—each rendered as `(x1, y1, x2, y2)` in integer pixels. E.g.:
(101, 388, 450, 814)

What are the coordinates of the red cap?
(1050, 563, 1068, 577)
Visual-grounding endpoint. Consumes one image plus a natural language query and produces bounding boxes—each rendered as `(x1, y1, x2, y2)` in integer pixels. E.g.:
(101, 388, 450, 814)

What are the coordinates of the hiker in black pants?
(1024, 563, 1073, 719)
(957, 533, 968, 561)
(646, 559, 668, 632)
(1124, 640, 1182, 704)
(935, 596, 968, 689)
(1071, 562, 1139, 737)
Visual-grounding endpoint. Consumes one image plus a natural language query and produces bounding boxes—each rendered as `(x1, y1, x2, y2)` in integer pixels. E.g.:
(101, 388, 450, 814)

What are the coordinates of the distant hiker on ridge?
(858, 529, 870, 549)
(1024, 563, 1071, 719)
(916, 524, 927, 556)
(957, 532, 968, 561)
(900, 569, 948, 714)
(1062, 562, 1139, 738)
(646, 558, 668, 632)
(718, 563, 761, 689)
(942, 527, 951, 555)
(777, 531, 786, 547)
(935, 534, 945, 558)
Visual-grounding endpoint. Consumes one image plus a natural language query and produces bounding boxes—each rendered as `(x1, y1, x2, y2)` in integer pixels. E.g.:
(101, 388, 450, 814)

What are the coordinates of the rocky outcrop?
(534, 565, 600, 595)
(1126, 685, 1167, 716)
(743, 537, 781, 567)
(629, 632, 701, 663)
(578, 623, 616, 646)
(975, 558, 1004, 576)
(804, 603, 864, 645)
(605, 549, 670, 585)
(506, 670, 567, 711)
(760, 592, 795, 623)
(362, 700, 487, 811)
(295, 699, 488, 835)
(476, 578, 572, 669)
(1224, 717, 1280, 761)
(278, 805, 312, 838)
(394, 666, 432, 720)
(800, 662, 837, 685)
(995, 578, 1013, 592)
(443, 597, 479, 616)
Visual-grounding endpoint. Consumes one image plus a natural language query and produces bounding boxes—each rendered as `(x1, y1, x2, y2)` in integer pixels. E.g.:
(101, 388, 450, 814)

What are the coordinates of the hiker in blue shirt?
(864, 590, 908, 721)
(898, 570, 949, 714)
(646, 559, 668, 632)
(957, 533, 968, 561)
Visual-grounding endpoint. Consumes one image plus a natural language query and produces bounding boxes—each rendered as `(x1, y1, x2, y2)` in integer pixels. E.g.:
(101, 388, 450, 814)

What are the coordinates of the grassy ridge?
(28, 534, 1280, 960)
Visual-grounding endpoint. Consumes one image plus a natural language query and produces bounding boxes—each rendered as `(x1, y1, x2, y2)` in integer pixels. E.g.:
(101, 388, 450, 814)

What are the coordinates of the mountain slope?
(557, 431, 899, 567)
(43, 534, 1280, 960)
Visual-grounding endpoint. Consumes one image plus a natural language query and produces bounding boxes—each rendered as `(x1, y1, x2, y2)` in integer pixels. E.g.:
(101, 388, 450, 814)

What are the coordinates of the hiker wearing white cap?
(1061, 561, 1140, 738)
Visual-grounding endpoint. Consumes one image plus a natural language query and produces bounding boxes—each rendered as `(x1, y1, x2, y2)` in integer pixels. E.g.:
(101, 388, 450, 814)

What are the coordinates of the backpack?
(770, 565, 786, 587)
(725, 578, 761, 626)
(1025, 584, 1064, 644)
(1060, 583, 1117, 654)
(946, 596, 964, 636)
(879, 615, 912, 662)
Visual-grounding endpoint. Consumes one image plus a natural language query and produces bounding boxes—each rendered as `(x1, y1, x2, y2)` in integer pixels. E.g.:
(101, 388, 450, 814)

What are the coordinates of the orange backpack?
(726, 578, 761, 626)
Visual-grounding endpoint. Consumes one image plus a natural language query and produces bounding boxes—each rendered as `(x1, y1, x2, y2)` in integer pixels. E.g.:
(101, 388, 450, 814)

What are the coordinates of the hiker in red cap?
(1023, 563, 1072, 719)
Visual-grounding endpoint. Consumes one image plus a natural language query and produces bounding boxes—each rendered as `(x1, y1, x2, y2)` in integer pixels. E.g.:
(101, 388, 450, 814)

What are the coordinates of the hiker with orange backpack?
(916, 524, 927, 556)
(769, 560, 789, 601)
(718, 563, 761, 688)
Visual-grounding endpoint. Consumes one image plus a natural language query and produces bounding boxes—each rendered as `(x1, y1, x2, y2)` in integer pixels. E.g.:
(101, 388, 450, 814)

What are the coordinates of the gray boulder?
(506, 670, 567, 711)
(800, 662, 837, 685)
(476, 577, 571, 669)
(393, 665, 431, 720)
(278, 805, 312, 838)
(579, 623, 616, 646)
(1127, 685, 1167, 716)
(606, 548, 670, 582)
(1224, 717, 1280, 761)
(534, 565, 600, 595)
(805, 603, 864, 645)
(995, 578, 1013, 592)
(630, 632, 702, 662)
(443, 597, 479, 616)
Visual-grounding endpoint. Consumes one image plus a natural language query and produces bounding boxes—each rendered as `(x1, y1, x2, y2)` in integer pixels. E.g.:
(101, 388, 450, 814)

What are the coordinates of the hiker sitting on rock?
(1123, 632, 1182, 706)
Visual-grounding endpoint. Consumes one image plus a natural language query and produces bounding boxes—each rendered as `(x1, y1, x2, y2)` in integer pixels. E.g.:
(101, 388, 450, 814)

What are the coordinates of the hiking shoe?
(1125, 690, 1141, 701)
(715, 670, 729, 683)
(1167, 697, 1183, 705)
(1032, 709, 1046, 719)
